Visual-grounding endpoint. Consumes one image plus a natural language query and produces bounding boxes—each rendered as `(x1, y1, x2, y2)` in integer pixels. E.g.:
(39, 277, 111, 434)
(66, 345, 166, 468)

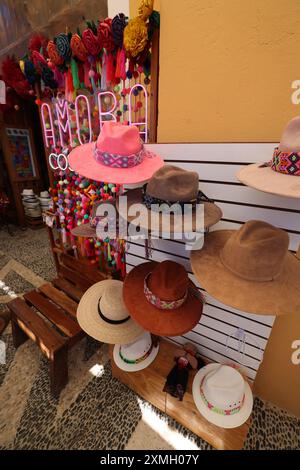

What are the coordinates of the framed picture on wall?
(3, 127, 39, 181)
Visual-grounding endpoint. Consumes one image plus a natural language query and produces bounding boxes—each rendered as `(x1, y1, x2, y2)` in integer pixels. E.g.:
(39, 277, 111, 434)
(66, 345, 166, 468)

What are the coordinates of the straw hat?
(117, 165, 222, 234)
(68, 121, 164, 184)
(192, 363, 253, 429)
(123, 260, 203, 336)
(40, 191, 50, 198)
(190, 220, 300, 316)
(113, 332, 159, 372)
(237, 117, 300, 198)
(77, 280, 144, 344)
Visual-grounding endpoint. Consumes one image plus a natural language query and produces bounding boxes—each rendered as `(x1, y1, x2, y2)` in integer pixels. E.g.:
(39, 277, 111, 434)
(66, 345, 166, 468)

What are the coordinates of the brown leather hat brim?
(190, 230, 300, 316)
(237, 164, 300, 199)
(71, 224, 96, 238)
(117, 188, 223, 233)
(123, 261, 203, 336)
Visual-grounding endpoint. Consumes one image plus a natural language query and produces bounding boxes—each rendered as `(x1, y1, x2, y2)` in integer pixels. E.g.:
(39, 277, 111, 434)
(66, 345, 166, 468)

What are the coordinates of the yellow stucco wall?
(130, 0, 300, 417)
(157, 0, 300, 142)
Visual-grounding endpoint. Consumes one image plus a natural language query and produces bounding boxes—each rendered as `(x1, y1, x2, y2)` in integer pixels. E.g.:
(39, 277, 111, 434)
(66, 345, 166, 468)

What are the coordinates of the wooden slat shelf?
(110, 339, 251, 450)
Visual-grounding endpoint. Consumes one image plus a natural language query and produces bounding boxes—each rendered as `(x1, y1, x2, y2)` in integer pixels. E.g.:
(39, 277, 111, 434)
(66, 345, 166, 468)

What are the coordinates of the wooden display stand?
(110, 339, 251, 450)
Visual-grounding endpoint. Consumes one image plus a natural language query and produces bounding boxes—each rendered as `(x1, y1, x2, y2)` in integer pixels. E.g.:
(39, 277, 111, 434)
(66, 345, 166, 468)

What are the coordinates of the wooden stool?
(7, 270, 93, 397)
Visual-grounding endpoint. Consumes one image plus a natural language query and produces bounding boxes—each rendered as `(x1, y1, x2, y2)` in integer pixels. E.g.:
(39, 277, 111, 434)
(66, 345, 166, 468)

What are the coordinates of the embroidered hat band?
(269, 147, 300, 176)
(94, 143, 152, 169)
(144, 272, 188, 310)
(119, 341, 154, 365)
(200, 376, 245, 416)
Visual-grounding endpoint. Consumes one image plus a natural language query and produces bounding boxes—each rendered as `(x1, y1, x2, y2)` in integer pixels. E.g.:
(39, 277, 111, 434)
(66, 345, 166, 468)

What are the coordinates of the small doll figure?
(163, 342, 205, 401)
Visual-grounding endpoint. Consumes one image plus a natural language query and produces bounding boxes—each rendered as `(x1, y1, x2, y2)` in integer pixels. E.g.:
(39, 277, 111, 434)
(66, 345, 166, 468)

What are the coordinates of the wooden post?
(149, 27, 160, 143)
(35, 83, 55, 187)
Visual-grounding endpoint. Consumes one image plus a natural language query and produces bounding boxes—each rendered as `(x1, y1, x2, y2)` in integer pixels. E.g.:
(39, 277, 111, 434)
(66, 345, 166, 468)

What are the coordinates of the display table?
(109, 339, 251, 450)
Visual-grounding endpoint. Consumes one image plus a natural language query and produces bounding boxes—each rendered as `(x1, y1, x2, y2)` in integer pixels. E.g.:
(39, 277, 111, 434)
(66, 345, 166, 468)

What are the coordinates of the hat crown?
(148, 260, 189, 301)
(279, 116, 300, 153)
(22, 189, 34, 195)
(203, 365, 245, 410)
(146, 165, 199, 202)
(220, 220, 289, 281)
(100, 283, 129, 320)
(97, 122, 142, 156)
(120, 332, 152, 360)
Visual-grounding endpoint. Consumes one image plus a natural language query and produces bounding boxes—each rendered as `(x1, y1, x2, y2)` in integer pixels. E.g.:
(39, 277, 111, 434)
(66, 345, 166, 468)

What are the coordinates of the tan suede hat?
(190, 220, 300, 316)
(117, 165, 222, 234)
(237, 117, 300, 198)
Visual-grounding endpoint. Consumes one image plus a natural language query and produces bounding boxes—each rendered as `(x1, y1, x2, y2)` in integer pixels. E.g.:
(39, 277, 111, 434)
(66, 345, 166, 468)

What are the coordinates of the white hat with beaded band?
(192, 363, 253, 429)
(113, 332, 159, 372)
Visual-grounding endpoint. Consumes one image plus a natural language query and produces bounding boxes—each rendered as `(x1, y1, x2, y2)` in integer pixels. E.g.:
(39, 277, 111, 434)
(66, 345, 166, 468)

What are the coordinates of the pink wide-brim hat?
(68, 122, 164, 184)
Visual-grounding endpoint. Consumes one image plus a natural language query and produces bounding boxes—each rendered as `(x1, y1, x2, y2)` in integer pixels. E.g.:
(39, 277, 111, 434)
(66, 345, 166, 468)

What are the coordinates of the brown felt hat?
(117, 165, 222, 234)
(237, 117, 300, 198)
(147, 165, 199, 201)
(190, 220, 300, 316)
(123, 260, 203, 336)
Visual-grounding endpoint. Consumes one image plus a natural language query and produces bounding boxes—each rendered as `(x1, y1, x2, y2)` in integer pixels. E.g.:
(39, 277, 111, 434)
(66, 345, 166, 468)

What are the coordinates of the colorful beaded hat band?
(200, 376, 245, 416)
(143, 272, 188, 310)
(94, 143, 154, 169)
(119, 342, 153, 365)
(269, 147, 300, 176)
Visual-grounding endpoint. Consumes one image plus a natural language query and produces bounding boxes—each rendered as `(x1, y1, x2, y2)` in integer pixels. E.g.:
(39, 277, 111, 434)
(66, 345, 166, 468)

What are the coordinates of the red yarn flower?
(97, 18, 115, 52)
(70, 34, 88, 62)
(31, 50, 48, 73)
(82, 28, 101, 56)
(28, 33, 48, 57)
(2, 57, 31, 97)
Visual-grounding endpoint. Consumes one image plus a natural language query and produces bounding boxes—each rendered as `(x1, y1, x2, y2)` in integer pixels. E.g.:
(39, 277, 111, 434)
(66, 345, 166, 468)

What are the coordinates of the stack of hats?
(76, 279, 160, 372)
(76, 260, 204, 372)
(38, 191, 51, 212)
(21, 189, 41, 219)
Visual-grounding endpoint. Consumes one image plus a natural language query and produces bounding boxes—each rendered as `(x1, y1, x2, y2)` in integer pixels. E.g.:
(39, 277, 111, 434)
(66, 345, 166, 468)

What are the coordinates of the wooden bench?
(7, 268, 97, 397)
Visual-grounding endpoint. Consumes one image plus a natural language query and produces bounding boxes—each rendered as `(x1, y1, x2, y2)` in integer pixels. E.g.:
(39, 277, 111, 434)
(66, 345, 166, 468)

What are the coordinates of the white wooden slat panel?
(126, 244, 191, 271)
(166, 336, 257, 381)
(200, 182, 300, 211)
(194, 323, 263, 361)
(157, 161, 244, 183)
(218, 202, 300, 232)
(202, 303, 273, 338)
(145, 143, 277, 164)
(128, 237, 189, 260)
(199, 316, 268, 350)
(181, 329, 260, 371)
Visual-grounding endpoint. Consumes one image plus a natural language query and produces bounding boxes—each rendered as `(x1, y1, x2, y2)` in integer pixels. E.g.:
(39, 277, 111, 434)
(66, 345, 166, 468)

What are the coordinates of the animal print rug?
(0, 228, 299, 450)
